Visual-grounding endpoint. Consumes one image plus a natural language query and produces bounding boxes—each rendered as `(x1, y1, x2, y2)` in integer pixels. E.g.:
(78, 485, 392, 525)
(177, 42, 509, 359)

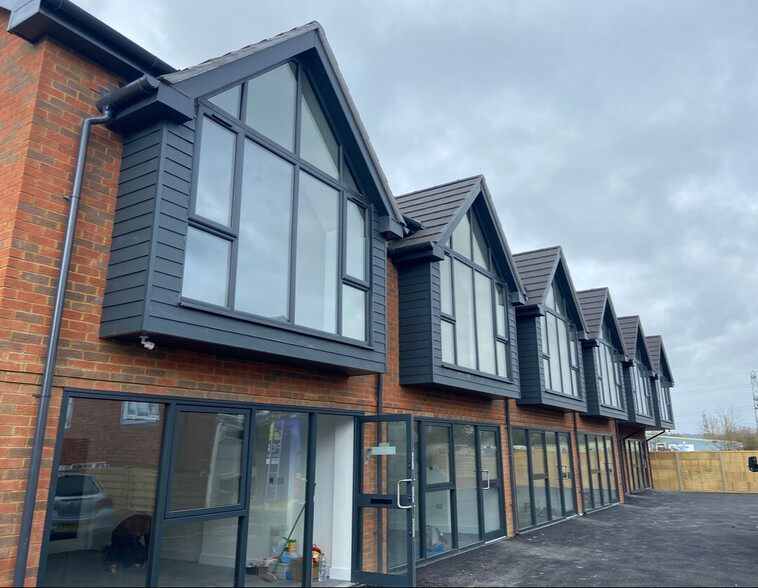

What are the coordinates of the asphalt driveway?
(417, 491, 758, 587)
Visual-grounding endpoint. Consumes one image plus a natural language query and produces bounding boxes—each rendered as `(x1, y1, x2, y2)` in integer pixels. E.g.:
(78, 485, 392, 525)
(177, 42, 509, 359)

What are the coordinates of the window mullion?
(470, 265, 480, 371)
(337, 191, 346, 336)
(288, 165, 301, 324)
(227, 131, 244, 311)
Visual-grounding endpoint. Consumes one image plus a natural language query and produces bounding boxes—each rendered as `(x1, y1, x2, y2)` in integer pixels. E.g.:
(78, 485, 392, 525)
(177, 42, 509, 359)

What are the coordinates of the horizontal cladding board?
(144, 311, 384, 372)
(105, 256, 150, 280)
(104, 271, 149, 293)
(112, 212, 155, 238)
(101, 286, 146, 307)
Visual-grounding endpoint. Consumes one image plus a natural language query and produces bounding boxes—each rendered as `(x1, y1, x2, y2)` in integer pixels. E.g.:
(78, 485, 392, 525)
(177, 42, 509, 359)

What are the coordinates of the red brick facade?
(0, 8, 651, 586)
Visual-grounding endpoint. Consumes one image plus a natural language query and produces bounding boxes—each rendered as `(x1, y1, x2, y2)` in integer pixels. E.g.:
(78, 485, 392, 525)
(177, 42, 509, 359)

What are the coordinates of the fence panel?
(649, 451, 758, 493)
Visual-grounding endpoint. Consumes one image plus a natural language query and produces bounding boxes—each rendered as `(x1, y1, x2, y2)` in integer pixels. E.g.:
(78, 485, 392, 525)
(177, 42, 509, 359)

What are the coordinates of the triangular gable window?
(184, 61, 370, 341)
(440, 208, 509, 378)
(205, 62, 342, 179)
(540, 278, 581, 398)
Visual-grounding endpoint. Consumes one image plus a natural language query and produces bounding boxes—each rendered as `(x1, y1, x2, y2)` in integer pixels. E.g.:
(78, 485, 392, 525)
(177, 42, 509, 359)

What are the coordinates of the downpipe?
(13, 107, 113, 587)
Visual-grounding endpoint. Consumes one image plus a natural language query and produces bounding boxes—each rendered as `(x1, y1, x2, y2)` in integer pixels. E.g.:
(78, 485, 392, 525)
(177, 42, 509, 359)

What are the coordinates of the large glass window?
(658, 380, 673, 422)
(631, 350, 653, 416)
(43, 398, 164, 588)
(183, 61, 370, 341)
(540, 281, 581, 397)
(595, 321, 624, 409)
(439, 210, 510, 378)
(513, 427, 576, 532)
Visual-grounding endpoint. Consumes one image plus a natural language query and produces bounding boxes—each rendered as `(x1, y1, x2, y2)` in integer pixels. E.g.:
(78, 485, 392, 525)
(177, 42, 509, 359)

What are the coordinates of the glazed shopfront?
(39, 392, 507, 587)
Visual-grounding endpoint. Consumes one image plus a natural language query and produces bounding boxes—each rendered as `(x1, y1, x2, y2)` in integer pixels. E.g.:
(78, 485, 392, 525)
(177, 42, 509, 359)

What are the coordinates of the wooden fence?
(649, 451, 758, 493)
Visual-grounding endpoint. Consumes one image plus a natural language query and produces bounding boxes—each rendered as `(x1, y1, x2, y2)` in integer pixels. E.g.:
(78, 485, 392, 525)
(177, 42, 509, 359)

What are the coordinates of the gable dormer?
(577, 288, 628, 419)
(646, 335, 675, 429)
(618, 316, 656, 426)
(391, 175, 525, 397)
(513, 247, 589, 412)
(99, 23, 404, 374)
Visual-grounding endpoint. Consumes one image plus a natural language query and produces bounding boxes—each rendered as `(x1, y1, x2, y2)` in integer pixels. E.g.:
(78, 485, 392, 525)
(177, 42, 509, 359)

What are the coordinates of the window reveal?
(182, 62, 369, 341)
(439, 210, 510, 378)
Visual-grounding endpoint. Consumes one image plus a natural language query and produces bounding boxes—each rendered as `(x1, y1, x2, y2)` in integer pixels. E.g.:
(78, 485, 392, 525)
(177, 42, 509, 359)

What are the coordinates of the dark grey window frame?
(630, 352, 653, 417)
(439, 209, 512, 380)
(657, 378, 673, 423)
(595, 322, 624, 410)
(181, 59, 373, 344)
(512, 426, 577, 532)
(580, 433, 619, 512)
(540, 282, 581, 399)
(39, 388, 364, 588)
(415, 417, 506, 562)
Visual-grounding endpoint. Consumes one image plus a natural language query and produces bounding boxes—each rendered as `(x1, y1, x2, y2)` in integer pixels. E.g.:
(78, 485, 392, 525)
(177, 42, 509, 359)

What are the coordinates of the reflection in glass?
(424, 490, 451, 555)
(453, 260, 476, 369)
(43, 398, 163, 588)
(183, 228, 230, 306)
(474, 271, 496, 374)
(471, 212, 489, 269)
(246, 63, 297, 150)
(532, 479, 549, 526)
(580, 436, 592, 511)
(169, 412, 244, 512)
(195, 118, 235, 226)
(453, 425, 479, 547)
(482, 488, 501, 534)
(441, 320, 455, 364)
(451, 212, 472, 260)
(558, 433, 576, 515)
(479, 428, 502, 535)
(235, 140, 294, 320)
(424, 426, 451, 485)
(208, 84, 241, 118)
(606, 438, 619, 502)
(512, 429, 531, 531)
(159, 519, 238, 587)
(248, 412, 309, 569)
(342, 284, 366, 340)
(546, 433, 562, 520)
(440, 256, 453, 316)
(346, 200, 366, 280)
(294, 173, 339, 333)
(300, 75, 339, 178)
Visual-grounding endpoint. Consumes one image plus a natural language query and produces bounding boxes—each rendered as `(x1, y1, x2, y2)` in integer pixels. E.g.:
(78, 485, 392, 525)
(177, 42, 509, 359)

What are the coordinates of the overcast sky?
(73, 0, 758, 434)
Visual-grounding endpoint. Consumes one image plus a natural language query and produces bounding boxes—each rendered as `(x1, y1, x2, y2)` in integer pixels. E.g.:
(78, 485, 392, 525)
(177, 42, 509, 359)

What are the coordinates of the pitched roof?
(646, 335, 674, 383)
(512, 246, 562, 304)
(161, 21, 404, 227)
(393, 175, 525, 296)
(513, 246, 589, 333)
(576, 288, 608, 339)
(618, 315, 653, 366)
(646, 336, 662, 372)
(394, 175, 481, 249)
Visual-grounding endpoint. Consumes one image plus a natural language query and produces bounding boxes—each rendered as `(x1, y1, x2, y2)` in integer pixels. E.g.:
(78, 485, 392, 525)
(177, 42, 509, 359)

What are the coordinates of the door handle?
(397, 478, 412, 509)
(560, 464, 570, 480)
(481, 469, 491, 490)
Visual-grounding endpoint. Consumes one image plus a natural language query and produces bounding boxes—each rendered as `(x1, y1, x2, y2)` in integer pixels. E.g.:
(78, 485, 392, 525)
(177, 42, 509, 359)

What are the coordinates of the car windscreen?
(56, 475, 101, 497)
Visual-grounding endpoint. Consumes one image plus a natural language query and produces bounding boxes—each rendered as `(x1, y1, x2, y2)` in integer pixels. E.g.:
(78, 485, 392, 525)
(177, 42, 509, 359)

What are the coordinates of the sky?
(72, 0, 758, 434)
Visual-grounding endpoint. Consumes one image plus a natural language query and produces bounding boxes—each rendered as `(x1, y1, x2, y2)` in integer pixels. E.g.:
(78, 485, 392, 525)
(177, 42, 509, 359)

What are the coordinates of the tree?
(700, 407, 758, 450)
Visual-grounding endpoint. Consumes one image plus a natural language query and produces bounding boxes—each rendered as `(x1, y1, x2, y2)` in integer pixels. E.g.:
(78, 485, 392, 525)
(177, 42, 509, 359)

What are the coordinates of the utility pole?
(752, 371, 758, 431)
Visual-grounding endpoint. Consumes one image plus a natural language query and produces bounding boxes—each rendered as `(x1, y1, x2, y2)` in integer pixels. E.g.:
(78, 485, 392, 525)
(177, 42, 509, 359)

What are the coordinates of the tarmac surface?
(416, 490, 758, 587)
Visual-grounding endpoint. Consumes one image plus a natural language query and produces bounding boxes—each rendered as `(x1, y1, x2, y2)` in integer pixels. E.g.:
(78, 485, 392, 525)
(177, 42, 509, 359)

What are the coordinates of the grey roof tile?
(576, 288, 608, 339)
(512, 247, 562, 304)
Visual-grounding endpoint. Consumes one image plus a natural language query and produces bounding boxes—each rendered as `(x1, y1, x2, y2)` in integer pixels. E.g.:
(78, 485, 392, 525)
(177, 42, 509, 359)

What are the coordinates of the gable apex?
(160, 21, 403, 230)
(618, 315, 653, 367)
(393, 175, 525, 298)
(513, 246, 588, 334)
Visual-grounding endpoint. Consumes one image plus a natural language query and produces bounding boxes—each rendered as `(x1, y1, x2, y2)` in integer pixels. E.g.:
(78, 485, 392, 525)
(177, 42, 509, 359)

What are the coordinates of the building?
(0, 1, 676, 586)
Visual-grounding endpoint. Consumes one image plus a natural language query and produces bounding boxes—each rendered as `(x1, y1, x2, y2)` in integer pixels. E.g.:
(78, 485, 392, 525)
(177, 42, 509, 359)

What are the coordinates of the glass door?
(557, 433, 577, 516)
(354, 415, 415, 587)
(478, 427, 505, 541)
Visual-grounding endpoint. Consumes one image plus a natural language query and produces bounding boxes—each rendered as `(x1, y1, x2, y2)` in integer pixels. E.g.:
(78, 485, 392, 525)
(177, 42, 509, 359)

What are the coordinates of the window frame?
(181, 60, 373, 344)
(439, 209, 511, 380)
(540, 282, 582, 398)
(595, 322, 624, 409)
(121, 401, 161, 425)
(630, 353, 653, 416)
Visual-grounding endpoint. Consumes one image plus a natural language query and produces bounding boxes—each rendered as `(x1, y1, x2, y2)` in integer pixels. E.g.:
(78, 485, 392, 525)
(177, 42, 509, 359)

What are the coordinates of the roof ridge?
(395, 174, 483, 199)
(512, 245, 562, 258)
